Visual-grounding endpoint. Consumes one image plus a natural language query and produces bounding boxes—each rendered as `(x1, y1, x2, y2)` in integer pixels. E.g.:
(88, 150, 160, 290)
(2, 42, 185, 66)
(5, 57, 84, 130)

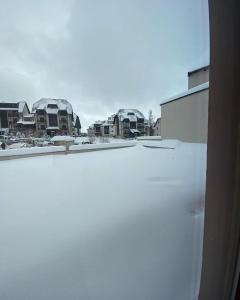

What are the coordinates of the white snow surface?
(69, 141, 136, 151)
(32, 98, 73, 114)
(51, 135, 75, 142)
(0, 141, 207, 300)
(137, 136, 162, 141)
(0, 146, 65, 157)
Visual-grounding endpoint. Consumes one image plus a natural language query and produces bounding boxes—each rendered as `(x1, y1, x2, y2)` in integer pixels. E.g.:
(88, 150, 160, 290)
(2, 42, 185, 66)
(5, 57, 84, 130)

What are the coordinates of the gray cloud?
(0, 0, 209, 129)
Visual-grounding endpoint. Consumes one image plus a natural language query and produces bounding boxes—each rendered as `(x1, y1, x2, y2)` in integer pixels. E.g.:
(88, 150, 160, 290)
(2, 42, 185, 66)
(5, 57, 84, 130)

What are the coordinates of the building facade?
(88, 116, 115, 138)
(153, 118, 161, 136)
(0, 101, 30, 134)
(113, 109, 146, 138)
(16, 113, 36, 136)
(160, 65, 209, 143)
(32, 98, 81, 137)
(72, 113, 81, 136)
(188, 65, 209, 89)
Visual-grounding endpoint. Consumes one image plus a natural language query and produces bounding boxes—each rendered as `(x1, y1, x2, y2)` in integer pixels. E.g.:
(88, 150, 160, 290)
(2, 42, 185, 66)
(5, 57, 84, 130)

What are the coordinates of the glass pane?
(0, 1, 209, 299)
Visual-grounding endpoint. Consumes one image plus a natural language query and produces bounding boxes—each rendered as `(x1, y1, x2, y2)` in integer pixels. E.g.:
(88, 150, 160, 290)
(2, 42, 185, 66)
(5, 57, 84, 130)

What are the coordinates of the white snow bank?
(0, 146, 65, 157)
(51, 135, 75, 142)
(0, 143, 207, 300)
(137, 136, 162, 141)
(69, 141, 136, 151)
(7, 142, 27, 149)
(139, 139, 182, 149)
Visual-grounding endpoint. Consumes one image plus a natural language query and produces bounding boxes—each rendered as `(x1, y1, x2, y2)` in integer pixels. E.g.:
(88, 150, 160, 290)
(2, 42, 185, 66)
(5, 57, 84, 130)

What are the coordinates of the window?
(59, 110, 67, 116)
(47, 104, 58, 109)
(0, 1, 215, 299)
(130, 122, 136, 129)
(48, 114, 58, 127)
(37, 109, 45, 115)
(104, 126, 109, 134)
(95, 126, 101, 133)
(61, 118, 67, 123)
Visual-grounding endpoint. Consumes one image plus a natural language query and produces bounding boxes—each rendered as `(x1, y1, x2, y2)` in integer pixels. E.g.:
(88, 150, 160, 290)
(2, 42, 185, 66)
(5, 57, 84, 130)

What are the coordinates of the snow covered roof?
(0, 101, 28, 113)
(160, 82, 209, 106)
(18, 101, 27, 113)
(116, 109, 145, 122)
(32, 98, 73, 114)
(130, 129, 140, 133)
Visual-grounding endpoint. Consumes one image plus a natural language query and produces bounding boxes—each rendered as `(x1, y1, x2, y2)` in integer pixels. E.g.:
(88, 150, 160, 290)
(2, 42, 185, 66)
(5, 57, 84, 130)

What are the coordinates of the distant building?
(153, 118, 161, 136)
(160, 65, 209, 143)
(17, 113, 36, 136)
(113, 109, 146, 138)
(0, 101, 30, 134)
(32, 98, 80, 137)
(101, 115, 115, 137)
(72, 113, 81, 136)
(88, 115, 115, 137)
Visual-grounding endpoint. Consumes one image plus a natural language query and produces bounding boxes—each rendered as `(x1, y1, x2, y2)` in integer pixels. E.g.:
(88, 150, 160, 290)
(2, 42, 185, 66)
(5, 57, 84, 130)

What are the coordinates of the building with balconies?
(32, 98, 80, 137)
(113, 109, 146, 138)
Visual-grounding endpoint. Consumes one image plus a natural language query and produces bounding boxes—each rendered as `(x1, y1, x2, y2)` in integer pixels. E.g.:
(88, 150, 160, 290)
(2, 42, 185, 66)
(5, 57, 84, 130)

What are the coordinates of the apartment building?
(32, 98, 81, 137)
(113, 109, 146, 138)
(0, 101, 30, 134)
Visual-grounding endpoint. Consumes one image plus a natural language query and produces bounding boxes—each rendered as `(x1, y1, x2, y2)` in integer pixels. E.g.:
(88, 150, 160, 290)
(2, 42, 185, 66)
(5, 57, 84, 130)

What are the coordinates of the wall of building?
(153, 118, 161, 136)
(188, 67, 209, 89)
(161, 89, 209, 143)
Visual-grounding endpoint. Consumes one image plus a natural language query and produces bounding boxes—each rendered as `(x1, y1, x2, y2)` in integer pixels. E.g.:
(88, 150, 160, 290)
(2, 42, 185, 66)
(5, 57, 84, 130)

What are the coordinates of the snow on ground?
(69, 141, 136, 151)
(0, 141, 207, 300)
(0, 146, 65, 157)
(75, 136, 126, 144)
(51, 135, 75, 142)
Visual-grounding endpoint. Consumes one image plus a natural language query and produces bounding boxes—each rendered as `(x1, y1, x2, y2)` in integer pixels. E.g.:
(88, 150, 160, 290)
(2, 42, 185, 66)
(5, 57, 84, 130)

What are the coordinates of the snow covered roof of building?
(32, 98, 73, 114)
(0, 101, 28, 113)
(160, 82, 209, 106)
(116, 109, 145, 121)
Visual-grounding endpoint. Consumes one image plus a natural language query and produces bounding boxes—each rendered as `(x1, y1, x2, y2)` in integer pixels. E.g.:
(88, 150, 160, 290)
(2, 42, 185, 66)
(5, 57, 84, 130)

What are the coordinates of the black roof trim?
(188, 65, 210, 77)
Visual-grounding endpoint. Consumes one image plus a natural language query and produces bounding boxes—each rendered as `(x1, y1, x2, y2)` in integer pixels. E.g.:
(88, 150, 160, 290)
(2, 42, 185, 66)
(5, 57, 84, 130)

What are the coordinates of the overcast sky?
(0, 0, 209, 130)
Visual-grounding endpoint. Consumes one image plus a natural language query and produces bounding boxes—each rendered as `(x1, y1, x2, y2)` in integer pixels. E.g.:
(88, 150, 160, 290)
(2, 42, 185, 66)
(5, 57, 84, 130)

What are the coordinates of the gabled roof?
(154, 118, 161, 127)
(116, 109, 145, 122)
(32, 98, 73, 114)
(0, 101, 29, 113)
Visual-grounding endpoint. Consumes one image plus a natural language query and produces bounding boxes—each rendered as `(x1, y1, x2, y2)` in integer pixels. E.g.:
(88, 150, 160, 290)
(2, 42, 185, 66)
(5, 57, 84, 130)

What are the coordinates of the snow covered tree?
(148, 110, 155, 136)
